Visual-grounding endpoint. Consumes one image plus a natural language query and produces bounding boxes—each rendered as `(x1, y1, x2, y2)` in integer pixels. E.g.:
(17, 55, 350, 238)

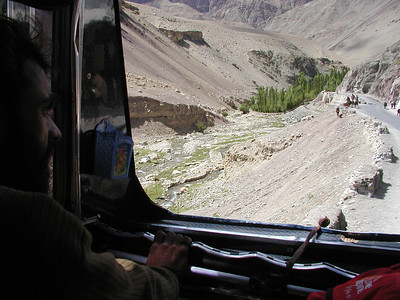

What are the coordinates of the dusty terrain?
(121, 2, 345, 112)
(263, 0, 400, 66)
(133, 93, 399, 233)
(121, 2, 400, 234)
(129, 0, 400, 67)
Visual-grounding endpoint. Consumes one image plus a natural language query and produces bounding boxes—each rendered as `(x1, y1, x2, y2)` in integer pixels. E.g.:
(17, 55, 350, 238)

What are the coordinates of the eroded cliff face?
(338, 41, 400, 104)
(129, 96, 222, 133)
(249, 50, 342, 84)
(159, 28, 206, 44)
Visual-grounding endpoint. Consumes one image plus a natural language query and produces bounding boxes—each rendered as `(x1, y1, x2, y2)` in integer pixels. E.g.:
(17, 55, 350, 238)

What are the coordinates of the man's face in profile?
(2, 60, 62, 193)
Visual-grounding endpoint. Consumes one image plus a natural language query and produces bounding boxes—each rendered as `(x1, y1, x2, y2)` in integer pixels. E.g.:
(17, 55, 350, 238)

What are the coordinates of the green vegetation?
(134, 148, 165, 168)
(140, 114, 285, 203)
(170, 183, 201, 213)
(144, 182, 164, 200)
(250, 67, 349, 113)
(154, 147, 210, 182)
(240, 103, 250, 114)
(195, 121, 207, 133)
(186, 147, 211, 164)
(144, 146, 212, 202)
(155, 167, 175, 182)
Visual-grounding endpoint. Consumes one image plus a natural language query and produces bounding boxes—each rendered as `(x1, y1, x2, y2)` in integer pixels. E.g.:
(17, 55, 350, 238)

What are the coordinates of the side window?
(80, 0, 126, 133)
(78, 0, 132, 215)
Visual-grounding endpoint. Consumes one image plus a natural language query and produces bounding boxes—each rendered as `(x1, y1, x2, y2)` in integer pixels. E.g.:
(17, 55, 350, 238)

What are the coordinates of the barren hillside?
(127, 0, 400, 66)
(264, 0, 400, 65)
(133, 92, 398, 233)
(121, 1, 343, 113)
(181, 101, 380, 228)
(121, 1, 400, 233)
(338, 40, 400, 105)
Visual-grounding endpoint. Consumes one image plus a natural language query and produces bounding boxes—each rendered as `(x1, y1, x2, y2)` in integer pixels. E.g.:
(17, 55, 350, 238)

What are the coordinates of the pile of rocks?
(349, 165, 383, 196)
(363, 119, 393, 162)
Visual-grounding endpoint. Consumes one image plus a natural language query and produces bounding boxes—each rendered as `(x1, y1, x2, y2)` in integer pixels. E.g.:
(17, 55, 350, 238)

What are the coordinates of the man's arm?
(64, 230, 191, 299)
(63, 247, 181, 300)
(0, 186, 188, 299)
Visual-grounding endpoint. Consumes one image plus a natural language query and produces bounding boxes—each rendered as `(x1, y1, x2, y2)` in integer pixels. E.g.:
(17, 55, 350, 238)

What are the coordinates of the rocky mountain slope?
(121, 1, 400, 232)
(338, 40, 400, 105)
(122, 0, 400, 121)
(121, 0, 343, 125)
(127, 0, 400, 66)
(264, 0, 400, 66)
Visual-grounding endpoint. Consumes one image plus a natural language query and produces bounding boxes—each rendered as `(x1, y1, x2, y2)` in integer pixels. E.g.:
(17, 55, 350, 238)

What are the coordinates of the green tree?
(240, 103, 250, 114)
(195, 121, 207, 133)
(251, 67, 349, 113)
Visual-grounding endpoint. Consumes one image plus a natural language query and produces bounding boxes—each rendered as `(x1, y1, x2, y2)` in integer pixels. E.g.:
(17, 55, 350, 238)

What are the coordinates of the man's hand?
(146, 231, 192, 275)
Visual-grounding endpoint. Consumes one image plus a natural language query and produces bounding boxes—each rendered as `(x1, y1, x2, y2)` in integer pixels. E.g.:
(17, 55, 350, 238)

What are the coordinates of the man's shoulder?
(0, 185, 88, 296)
(0, 185, 60, 214)
(0, 185, 82, 235)
(0, 184, 89, 261)
(0, 184, 52, 198)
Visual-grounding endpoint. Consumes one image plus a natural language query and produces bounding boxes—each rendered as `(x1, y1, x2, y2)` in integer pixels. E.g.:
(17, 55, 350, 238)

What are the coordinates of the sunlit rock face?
(338, 41, 400, 104)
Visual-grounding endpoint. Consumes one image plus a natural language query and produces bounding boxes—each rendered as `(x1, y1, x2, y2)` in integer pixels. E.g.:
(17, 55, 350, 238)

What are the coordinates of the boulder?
(349, 165, 383, 196)
(303, 206, 347, 230)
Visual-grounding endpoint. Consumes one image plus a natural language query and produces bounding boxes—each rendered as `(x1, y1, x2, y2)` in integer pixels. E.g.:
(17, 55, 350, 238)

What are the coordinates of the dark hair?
(0, 17, 49, 102)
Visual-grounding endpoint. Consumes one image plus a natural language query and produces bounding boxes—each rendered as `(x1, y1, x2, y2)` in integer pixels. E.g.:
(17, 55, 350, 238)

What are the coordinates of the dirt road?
(342, 94, 400, 233)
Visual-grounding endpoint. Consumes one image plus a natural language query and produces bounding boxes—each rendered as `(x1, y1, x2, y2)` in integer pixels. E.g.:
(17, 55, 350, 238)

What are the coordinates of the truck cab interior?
(4, 0, 400, 298)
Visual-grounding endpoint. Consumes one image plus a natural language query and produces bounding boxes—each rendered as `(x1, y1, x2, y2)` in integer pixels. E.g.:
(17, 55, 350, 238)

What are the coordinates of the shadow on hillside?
(178, 39, 210, 49)
(373, 181, 391, 200)
(391, 152, 399, 163)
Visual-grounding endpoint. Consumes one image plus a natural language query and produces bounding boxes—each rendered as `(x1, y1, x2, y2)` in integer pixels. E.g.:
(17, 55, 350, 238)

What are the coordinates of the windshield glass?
(122, 1, 400, 235)
(80, 0, 126, 133)
(78, 0, 133, 207)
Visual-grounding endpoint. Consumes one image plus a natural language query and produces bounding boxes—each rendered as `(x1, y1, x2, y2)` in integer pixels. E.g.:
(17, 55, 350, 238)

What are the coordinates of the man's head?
(0, 17, 62, 193)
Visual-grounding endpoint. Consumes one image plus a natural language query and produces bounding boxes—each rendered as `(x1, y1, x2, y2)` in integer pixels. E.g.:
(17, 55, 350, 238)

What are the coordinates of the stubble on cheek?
(31, 144, 55, 194)
(15, 138, 54, 194)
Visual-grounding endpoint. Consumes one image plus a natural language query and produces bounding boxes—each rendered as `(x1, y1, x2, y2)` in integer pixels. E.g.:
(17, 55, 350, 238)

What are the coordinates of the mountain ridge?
(121, 0, 344, 114)
(127, 0, 400, 66)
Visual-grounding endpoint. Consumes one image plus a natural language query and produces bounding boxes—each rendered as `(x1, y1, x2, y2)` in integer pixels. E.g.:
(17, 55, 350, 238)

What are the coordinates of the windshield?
(121, 1, 400, 235)
(78, 0, 134, 210)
